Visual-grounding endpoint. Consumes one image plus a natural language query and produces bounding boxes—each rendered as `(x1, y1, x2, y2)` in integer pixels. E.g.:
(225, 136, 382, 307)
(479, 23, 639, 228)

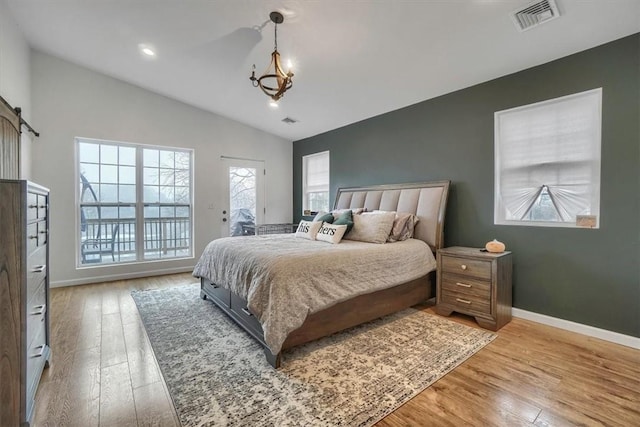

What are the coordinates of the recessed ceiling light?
(138, 43, 157, 58)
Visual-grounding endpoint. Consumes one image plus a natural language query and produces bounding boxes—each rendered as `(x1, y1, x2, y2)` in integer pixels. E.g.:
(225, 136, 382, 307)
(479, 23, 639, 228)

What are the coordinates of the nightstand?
(436, 246, 512, 331)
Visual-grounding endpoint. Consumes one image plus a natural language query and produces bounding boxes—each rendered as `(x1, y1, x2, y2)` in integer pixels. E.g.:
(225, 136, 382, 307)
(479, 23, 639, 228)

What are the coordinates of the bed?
(193, 180, 450, 368)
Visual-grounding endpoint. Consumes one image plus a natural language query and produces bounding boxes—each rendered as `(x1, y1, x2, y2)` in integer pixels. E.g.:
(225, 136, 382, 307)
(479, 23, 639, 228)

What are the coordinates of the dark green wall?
(293, 34, 640, 338)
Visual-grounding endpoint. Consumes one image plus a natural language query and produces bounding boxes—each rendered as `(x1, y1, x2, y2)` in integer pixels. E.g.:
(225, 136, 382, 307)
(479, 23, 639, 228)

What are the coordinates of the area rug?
(132, 284, 496, 427)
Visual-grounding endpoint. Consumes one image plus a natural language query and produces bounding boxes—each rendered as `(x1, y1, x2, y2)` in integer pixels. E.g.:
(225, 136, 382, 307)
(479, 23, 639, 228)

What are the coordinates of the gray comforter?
(192, 234, 436, 353)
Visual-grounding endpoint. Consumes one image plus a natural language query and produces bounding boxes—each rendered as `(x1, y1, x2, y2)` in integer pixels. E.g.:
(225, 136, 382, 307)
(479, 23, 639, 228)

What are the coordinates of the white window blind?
(494, 88, 602, 227)
(302, 151, 330, 212)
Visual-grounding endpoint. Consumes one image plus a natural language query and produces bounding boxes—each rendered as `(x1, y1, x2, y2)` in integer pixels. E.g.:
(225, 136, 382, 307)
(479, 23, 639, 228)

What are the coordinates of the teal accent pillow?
(314, 212, 335, 224)
(333, 210, 354, 233)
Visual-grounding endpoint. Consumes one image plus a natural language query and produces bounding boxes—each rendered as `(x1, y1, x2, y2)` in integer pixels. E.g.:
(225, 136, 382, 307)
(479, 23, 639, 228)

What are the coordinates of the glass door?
(221, 157, 265, 237)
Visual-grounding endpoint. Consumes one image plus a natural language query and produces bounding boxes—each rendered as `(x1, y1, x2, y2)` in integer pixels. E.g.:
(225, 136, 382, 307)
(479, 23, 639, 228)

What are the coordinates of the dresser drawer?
(27, 223, 39, 255)
(26, 279, 47, 348)
(27, 192, 39, 221)
(441, 256, 491, 280)
(37, 194, 48, 220)
(440, 290, 491, 315)
(202, 280, 230, 308)
(38, 220, 48, 247)
(27, 246, 47, 302)
(230, 293, 263, 336)
(441, 273, 491, 299)
(26, 327, 48, 397)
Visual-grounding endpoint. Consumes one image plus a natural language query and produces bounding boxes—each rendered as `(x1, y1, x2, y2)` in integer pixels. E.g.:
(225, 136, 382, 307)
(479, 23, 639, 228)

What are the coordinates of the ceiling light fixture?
(250, 11, 294, 102)
(138, 43, 157, 58)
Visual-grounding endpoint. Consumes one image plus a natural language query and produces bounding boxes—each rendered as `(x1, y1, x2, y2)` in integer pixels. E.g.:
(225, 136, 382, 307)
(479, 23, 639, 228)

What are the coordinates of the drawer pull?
(31, 304, 46, 315)
(456, 282, 472, 288)
(241, 307, 253, 317)
(40, 230, 48, 234)
(39, 205, 47, 209)
(460, 264, 467, 270)
(29, 204, 38, 209)
(211, 284, 219, 288)
(456, 298, 472, 305)
(32, 265, 46, 273)
(29, 235, 38, 240)
(31, 345, 46, 358)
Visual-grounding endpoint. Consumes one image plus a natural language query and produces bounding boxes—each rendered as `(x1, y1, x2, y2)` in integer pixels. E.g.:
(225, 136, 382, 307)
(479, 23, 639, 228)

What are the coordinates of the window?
(77, 138, 193, 266)
(302, 151, 330, 213)
(494, 89, 602, 228)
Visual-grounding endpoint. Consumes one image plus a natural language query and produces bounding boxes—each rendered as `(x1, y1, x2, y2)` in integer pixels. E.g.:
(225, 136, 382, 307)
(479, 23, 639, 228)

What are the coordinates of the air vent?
(281, 117, 298, 124)
(512, 0, 560, 31)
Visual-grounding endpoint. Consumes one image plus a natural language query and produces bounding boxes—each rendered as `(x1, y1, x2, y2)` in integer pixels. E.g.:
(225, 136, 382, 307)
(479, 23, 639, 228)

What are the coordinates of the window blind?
(303, 151, 330, 212)
(495, 88, 602, 226)
(305, 152, 329, 193)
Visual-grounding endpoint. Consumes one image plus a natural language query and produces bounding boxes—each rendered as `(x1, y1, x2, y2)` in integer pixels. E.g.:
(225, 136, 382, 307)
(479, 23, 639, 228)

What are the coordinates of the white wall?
(0, 0, 33, 178)
(31, 51, 293, 287)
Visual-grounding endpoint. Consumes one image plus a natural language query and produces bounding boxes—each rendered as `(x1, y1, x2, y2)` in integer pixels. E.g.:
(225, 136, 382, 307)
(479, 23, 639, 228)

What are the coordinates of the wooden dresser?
(436, 246, 512, 331)
(0, 180, 51, 426)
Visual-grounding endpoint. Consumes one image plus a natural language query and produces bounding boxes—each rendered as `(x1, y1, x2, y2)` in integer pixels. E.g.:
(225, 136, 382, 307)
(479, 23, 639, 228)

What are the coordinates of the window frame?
(494, 88, 602, 228)
(302, 150, 330, 213)
(75, 137, 194, 268)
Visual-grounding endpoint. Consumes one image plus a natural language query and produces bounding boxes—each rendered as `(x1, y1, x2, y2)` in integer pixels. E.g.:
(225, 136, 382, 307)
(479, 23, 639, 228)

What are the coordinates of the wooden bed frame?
(200, 180, 450, 368)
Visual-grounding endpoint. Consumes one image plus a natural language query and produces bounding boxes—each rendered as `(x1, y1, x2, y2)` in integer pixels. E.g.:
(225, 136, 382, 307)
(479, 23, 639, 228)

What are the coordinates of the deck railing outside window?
(80, 210, 191, 264)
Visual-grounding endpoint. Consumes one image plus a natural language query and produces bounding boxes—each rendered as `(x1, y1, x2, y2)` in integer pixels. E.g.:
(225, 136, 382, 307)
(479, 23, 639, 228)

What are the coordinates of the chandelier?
(250, 11, 294, 102)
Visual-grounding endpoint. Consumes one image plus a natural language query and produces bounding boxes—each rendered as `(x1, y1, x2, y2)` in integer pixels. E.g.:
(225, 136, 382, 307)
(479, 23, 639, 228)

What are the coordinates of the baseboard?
(50, 266, 194, 288)
(512, 308, 640, 350)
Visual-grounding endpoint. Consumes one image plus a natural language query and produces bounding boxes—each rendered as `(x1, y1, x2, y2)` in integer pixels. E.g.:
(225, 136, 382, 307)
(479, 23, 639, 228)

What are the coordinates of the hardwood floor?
(33, 273, 640, 426)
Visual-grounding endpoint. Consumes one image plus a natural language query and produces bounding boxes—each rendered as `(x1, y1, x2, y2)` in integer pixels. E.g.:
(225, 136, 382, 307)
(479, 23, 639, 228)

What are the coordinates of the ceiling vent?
(512, 0, 560, 32)
(281, 117, 298, 124)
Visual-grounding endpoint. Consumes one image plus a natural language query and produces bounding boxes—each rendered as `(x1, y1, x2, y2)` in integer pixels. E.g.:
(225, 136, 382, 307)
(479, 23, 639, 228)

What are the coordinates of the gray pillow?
(343, 211, 396, 244)
(388, 212, 420, 242)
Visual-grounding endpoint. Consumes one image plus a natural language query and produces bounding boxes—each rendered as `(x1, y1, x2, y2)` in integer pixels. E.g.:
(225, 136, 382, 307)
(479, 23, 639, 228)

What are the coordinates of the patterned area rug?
(132, 284, 496, 427)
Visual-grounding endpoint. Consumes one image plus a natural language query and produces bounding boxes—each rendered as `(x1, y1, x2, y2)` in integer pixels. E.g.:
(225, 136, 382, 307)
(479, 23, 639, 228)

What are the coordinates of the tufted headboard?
(333, 181, 450, 252)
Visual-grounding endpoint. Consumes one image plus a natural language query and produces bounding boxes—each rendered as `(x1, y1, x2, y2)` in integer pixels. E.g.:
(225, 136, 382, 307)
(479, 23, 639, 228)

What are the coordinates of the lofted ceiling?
(6, 0, 640, 141)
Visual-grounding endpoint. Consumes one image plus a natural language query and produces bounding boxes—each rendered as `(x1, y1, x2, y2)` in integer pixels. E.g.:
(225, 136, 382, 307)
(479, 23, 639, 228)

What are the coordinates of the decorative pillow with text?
(295, 220, 322, 240)
(315, 223, 348, 244)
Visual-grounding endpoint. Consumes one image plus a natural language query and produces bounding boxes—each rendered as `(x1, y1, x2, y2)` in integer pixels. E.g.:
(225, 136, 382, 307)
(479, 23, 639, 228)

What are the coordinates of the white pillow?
(295, 220, 322, 240)
(344, 211, 396, 244)
(316, 223, 348, 244)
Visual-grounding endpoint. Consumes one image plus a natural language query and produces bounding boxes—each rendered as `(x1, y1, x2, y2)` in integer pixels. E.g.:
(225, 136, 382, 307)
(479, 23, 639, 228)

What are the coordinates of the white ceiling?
(6, 0, 640, 141)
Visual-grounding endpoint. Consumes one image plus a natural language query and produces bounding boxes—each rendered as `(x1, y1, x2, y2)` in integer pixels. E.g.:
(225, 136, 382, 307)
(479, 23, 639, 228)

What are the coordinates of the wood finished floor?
(33, 273, 640, 427)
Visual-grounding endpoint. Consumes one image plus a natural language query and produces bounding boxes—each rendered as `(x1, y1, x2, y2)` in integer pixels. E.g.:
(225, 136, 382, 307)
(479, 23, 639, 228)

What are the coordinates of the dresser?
(0, 180, 51, 426)
(436, 246, 512, 331)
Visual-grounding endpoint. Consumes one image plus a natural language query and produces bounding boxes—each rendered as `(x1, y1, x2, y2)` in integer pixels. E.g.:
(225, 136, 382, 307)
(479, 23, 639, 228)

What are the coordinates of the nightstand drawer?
(441, 274, 491, 299)
(440, 290, 491, 315)
(441, 256, 491, 280)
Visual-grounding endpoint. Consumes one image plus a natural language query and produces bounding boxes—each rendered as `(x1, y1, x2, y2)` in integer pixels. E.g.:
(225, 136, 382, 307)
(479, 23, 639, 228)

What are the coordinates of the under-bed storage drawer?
(202, 280, 230, 308)
(229, 293, 263, 336)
